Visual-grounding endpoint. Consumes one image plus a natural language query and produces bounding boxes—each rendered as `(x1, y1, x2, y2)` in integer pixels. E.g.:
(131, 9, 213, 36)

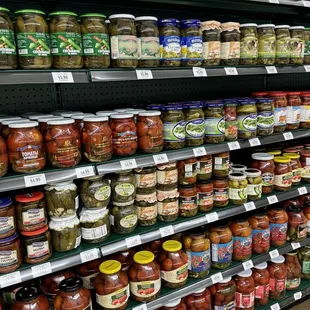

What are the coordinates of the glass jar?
(178, 158, 197, 185)
(160, 299, 187, 310)
(286, 92, 301, 130)
(180, 19, 203, 67)
(252, 262, 270, 306)
(80, 208, 110, 243)
(49, 214, 81, 252)
(15, 191, 47, 232)
(80, 176, 111, 209)
(38, 116, 64, 136)
(111, 170, 137, 203)
(45, 181, 78, 217)
(110, 249, 136, 272)
(183, 102, 205, 146)
(244, 168, 262, 201)
(290, 26, 305, 65)
(135, 190, 157, 226)
(300, 93, 310, 128)
(197, 181, 213, 212)
(0, 233, 22, 273)
(304, 204, 310, 236)
(213, 152, 230, 177)
(223, 99, 238, 141)
(208, 225, 233, 269)
(158, 19, 181, 67)
(196, 155, 212, 181)
(301, 151, 310, 182)
(157, 240, 188, 288)
(237, 98, 257, 139)
(287, 205, 307, 241)
(235, 270, 255, 310)
(274, 156, 293, 191)
(161, 105, 185, 149)
(239, 23, 258, 65)
(201, 20, 221, 66)
(251, 153, 275, 194)
(305, 28, 310, 64)
(45, 119, 81, 168)
(143, 240, 164, 258)
(7, 121, 45, 173)
(80, 13, 110, 69)
(298, 245, 310, 279)
(267, 207, 288, 247)
(228, 172, 247, 205)
(128, 251, 161, 302)
(204, 101, 225, 144)
(220, 22, 240, 66)
(210, 277, 236, 310)
(269, 92, 287, 133)
(268, 256, 287, 301)
(184, 288, 211, 310)
(76, 258, 103, 290)
(0, 197, 16, 238)
(256, 98, 274, 136)
(249, 213, 270, 254)
(49, 11, 83, 69)
(257, 24, 276, 65)
(157, 187, 179, 222)
(178, 185, 197, 217)
(213, 177, 229, 207)
(0, 135, 8, 177)
(283, 153, 302, 185)
(135, 167, 157, 192)
(231, 164, 247, 173)
(157, 162, 178, 188)
(109, 14, 137, 68)
(285, 251, 301, 290)
(15, 10, 51, 69)
(275, 25, 290, 65)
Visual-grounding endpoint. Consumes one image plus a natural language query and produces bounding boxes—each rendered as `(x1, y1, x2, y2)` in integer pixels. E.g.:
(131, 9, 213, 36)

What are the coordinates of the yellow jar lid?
(162, 240, 182, 252)
(134, 251, 154, 264)
(283, 153, 300, 159)
(99, 260, 121, 274)
(274, 156, 290, 163)
(268, 150, 281, 156)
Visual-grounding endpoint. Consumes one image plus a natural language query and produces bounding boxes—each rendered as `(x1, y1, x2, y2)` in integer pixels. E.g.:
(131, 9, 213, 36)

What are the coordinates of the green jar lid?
(80, 13, 106, 18)
(305, 28, 310, 31)
(0, 7, 10, 13)
(49, 11, 77, 17)
(15, 9, 45, 15)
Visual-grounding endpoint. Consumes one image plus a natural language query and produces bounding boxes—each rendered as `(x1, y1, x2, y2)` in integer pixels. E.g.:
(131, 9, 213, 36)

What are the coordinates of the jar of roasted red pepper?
(178, 185, 198, 217)
(287, 205, 307, 241)
(178, 158, 197, 185)
(235, 269, 255, 310)
(213, 177, 229, 207)
(285, 251, 301, 290)
(274, 156, 293, 191)
(300, 151, 310, 182)
(286, 91, 301, 130)
(249, 213, 270, 254)
(82, 116, 113, 163)
(268, 255, 287, 301)
(223, 99, 238, 141)
(267, 207, 288, 247)
(283, 153, 302, 185)
(196, 181, 213, 212)
(110, 113, 138, 157)
(213, 152, 230, 177)
(300, 92, 310, 128)
(45, 119, 81, 168)
(197, 154, 212, 180)
(269, 92, 287, 132)
(252, 262, 270, 306)
(184, 288, 211, 310)
(210, 277, 236, 310)
(0, 136, 8, 177)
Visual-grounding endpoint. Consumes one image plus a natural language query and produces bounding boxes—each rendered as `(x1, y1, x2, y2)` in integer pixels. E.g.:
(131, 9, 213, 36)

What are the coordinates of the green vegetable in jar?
(239, 23, 258, 65)
(111, 170, 137, 203)
(298, 245, 310, 279)
(135, 191, 157, 226)
(220, 22, 240, 66)
(134, 166, 157, 193)
(157, 187, 179, 222)
(237, 98, 257, 139)
(244, 168, 262, 201)
(304, 28, 310, 64)
(257, 24, 276, 65)
(290, 26, 305, 65)
(228, 172, 247, 205)
(256, 98, 274, 136)
(275, 25, 290, 65)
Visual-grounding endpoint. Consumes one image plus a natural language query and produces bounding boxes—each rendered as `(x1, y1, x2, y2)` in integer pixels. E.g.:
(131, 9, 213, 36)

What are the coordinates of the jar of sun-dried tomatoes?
(269, 92, 287, 133)
(300, 92, 310, 128)
(286, 91, 301, 130)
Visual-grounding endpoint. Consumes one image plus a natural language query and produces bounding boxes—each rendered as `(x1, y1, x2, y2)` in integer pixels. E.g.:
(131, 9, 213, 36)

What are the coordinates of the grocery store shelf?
(246, 0, 305, 6)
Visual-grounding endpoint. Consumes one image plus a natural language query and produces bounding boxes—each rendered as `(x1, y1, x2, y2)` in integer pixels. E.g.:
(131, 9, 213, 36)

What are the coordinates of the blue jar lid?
(146, 104, 165, 110)
(222, 98, 237, 105)
(158, 18, 179, 27)
(0, 197, 12, 208)
(180, 19, 201, 28)
(204, 101, 224, 107)
(0, 232, 18, 244)
(237, 98, 256, 105)
(256, 98, 273, 104)
(161, 105, 183, 111)
(183, 101, 203, 109)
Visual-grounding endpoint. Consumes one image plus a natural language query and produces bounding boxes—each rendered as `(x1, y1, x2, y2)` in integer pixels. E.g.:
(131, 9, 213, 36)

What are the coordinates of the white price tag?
(269, 0, 280, 3)
(283, 132, 294, 140)
(52, 72, 74, 83)
(228, 141, 240, 150)
(133, 304, 148, 310)
(224, 67, 238, 75)
(193, 67, 207, 77)
(75, 166, 95, 179)
(265, 66, 278, 74)
(298, 187, 308, 195)
(153, 153, 169, 165)
(244, 202, 256, 211)
(304, 65, 310, 72)
(242, 260, 254, 270)
(193, 147, 207, 157)
(160, 225, 175, 238)
(31, 263, 52, 278)
(291, 242, 301, 250)
(120, 159, 137, 170)
(249, 138, 261, 147)
(80, 248, 100, 263)
(24, 173, 46, 187)
(270, 303, 280, 310)
(0, 271, 21, 288)
(267, 195, 278, 205)
(205, 212, 219, 223)
(136, 70, 153, 80)
(270, 249, 280, 259)
(211, 272, 223, 284)
(125, 235, 142, 248)
(294, 292, 302, 300)
(303, 0, 310, 7)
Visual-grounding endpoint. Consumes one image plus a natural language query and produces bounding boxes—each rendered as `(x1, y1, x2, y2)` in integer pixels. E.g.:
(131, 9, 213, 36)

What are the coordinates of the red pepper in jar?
(235, 270, 255, 310)
(268, 256, 287, 301)
(252, 262, 270, 306)
(249, 213, 270, 254)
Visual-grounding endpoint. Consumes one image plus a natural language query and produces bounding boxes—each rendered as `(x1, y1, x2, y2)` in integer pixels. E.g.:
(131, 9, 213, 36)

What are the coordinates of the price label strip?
(242, 260, 254, 270)
(80, 248, 100, 263)
(193, 67, 207, 77)
(249, 138, 261, 147)
(24, 173, 46, 187)
(270, 303, 280, 310)
(160, 225, 175, 238)
(303, 0, 310, 7)
(267, 195, 278, 205)
(126, 235, 142, 249)
(291, 242, 301, 250)
(153, 153, 169, 165)
(283, 132, 294, 140)
(136, 70, 153, 80)
(224, 67, 238, 75)
(304, 65, 310, 72)
(205, 212, 219, 223)
(227, 141, 240, 150)
(265, 66, 278, 74)
(244, 202, 256, 211)
(193, 147, 207, 157)
(0, 271, 21, 288)
(269, 0, 280, 3)
(75, 166, 95, 179)
(298, 187, 307, 195)
(120, 159, 137, 170)
(52, 72, 74, 83)
(32, 262, 52, 278)
(211, 272, 223, 284)
(269, 249, 280, 259)
(294, 292, 302, 300)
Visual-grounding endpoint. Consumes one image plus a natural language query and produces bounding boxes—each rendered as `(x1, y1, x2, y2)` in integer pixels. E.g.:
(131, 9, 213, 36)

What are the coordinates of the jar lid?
(0, 197, 12, 208)
(29, 114, 54, 120)
(134, 251, 155, 264)
(180, 19, 201, 28)
(193, 288, 206, 294)
(47, 119, 75, 125)
(130, 109, 146, 115)
(252, 91, 269, 96)
(257, 24, 275, 28)
(275, 25, 290, 29)
(283, 153, 300, 159)
(15, 286, 41, 302)
(15, 9, 45, 15)
(135, 16, 158, 21)
(290, 26, 305, 30)
(83, 116, 109, 122)
(255, 98, 273, 103)
(99, 260, 121, 274)
(50, 110, 69, 115)
(21, 225, 49, 236)
(109, 14, 135, 20)
(237, 269, 252, 277)
(286, 91, 300, 95)
(60, 111, 82, 118)
(204, 101, 224, 107)
(244, 168, 261, 177)
(254, 262, 268, 269)
(240, 23, 258, 27)
(269, 91, 286, 96)
(0, 116, 22, 122)
(15, 191, 44, 203)
(271, 255, 285, 264)
(201, 20, 221, 31)
(0, 7, 9, 13)
(96, 112, 117, 117)
(110, 113, 134, 119)
(251, 152, 274, 161)
(38, 117, 64, 123)
(274, 156, 290, 163)
(71, 113, 95, 120)
(80, 13, 106, 18)
(231, 164, 247, 172)
(158, 18, 180, 27)
(229, 172, 246, 180)
(182, 101, 203, 108)
(0, 232, 18, 244)
(138, 111, 161, 117)
(237, 98, 256, 105)
(9, 121, 38, 128)
(221, 22, 240, 32)
(219, 277, 232, 283)
(161, 105, 183, 111)
(49, 11, 78, 17)
(162, 240, 182, 252)
(59, 277, 83, 292)
(1, 119, 30, 126)
(268, 150, 281, 156)
(165, 299, 181, 307)
(114, 108, 134, 112)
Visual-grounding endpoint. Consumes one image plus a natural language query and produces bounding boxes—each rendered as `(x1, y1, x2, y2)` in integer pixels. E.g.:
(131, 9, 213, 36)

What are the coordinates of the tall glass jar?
(275, 25, 290, 65)
(249, 213, 270, 254)
(300, 93, 310, 128)
(252, 262, 270, 306)
(298, 245, 310, 279)
(267, 207, 288, 247)
(228, 172, 247, 205)
(239, 23, 258, 65)
(286, 91, 301, 130)
(290, 26, 305, 65)
(274, 156, 293, 191)
(285, 251, 301, 291)
(220, 22, 240, 66)
(269, 92, 287, 132)
(257, 24, 276, 65)
(305, 28, 310, 64)
(245, 168, 262, 201)
(283, 153, 302, 185)
(210, 277, 236, 310)
(268, 256, 287, 301)
(235, 270, 255, 310)
(237, 98, 257, 139)
(256, 98, 274, 136)
(223, 99, 238, 141)
(287, 205, 307, 242)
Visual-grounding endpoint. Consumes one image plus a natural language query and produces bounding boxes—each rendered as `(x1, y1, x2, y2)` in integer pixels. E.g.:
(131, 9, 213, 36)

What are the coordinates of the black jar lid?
(16, 286, 40, 302)
(59, 277, 83, 293)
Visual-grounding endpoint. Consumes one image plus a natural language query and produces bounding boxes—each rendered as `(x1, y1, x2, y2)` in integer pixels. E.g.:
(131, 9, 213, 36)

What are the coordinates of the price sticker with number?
(0, 271, 21, 288)
(270, 303, 280, 310)
(120, 159, 137, 170)
(228, 141, 240, 150)
(270, 249, 279, 259)
(269, 0, 280, 3)
(132, 304, 148, 310)
(294, 292, 302, 300)
(283, 132, 294, 140)
(224, 67, 238, 75)
(298, 187, 307, 195)
(305, 65, 310, 72)
(52, 72, 74, 83)
(205, 212, 219, 223)
(126, 235, 142, 249)
(153, 153, 169, 165)
(32, 263, 52, 278)
(267, 195, 278, 205)
(211, 272, 223, 284)
(24, 173, 46, 187)
(303, 0, 310, 7)
(244, 202, 256, 211)
(291, 242, 301, 250)
(160, 225, 175, 238)
(249, 138, 261, 147)
(75, 166, 95, 179)
(265, 66, 278, 74)
(80, 248, 100, 263)
(242, 260, 254, 270)
(193, 147, 207, 157)
(136, 70, 153, 80)
(193, 67, 207, 77)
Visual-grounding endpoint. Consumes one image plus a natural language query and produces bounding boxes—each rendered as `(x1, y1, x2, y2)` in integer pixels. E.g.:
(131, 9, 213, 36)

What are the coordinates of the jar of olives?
(244, 168, 262, 201)
(239, 23, 258, 65)
(268, 256, 287, 301)
(135, 190, 157, 226)
(157, 187, 179, 222)
(249, 213, 270, 254)
(257, 24, 276, 65)
(285, 251, 301, 290)
(252, 262, 270, 306)
(267, 207, 288, 247)
(220, 22, 240, 66)
(290, 26, 305, 65)
(275, 25, 290, 65)
(298, 245, 310, 279)
(111, 170, 137, 203)
(213, 152, 230, 177)
(228, 172, 247, 205)
(256, 98, 274, 136)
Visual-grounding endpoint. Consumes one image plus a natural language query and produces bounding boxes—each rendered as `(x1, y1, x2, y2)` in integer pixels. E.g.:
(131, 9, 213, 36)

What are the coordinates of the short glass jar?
(237, 98, 257, 139)
(184, 288, 211, 310)
(157, 187, 179, 222)
(239, 23, 258, 65)
(298, 245, 310, 279)
(156, 162, 178, 188)
(135, 190, 157, 226)
(135, 166, 157, 192)
(228, 172, 247, 205)
(0, 233, 22, 273)
(197, 154, 212, 180)
(300, 93, 310, 128)
(178, 157, 197, 185)
(111, 170, 137, 203)
(197, 181, 213, 212)
(213, 177, 229, 207)
(274, 156, 293, 191)
(257, 24, 276, 65)
(0, 197, 16, 238)
(220, 22, 240, 66)
(213, 152, 230, 177)
(178, 185, 197, 217)
(223, 99, 238, 141)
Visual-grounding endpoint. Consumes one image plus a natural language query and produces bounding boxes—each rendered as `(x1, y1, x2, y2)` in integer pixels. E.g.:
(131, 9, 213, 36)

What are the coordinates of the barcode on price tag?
(249, 138, 261, 147)
(133, 304, 148, 310)
(283, 132, 294, 140)
(126, 235, 142, 248)
(265, 66, 278, 74)
(228, 141, 240, 150)
(267, 195, 278, 205)
(211, 272, 223, 284)
(294, 292, 302, 300)
(205, 212, 219, 223)
(242, 260, 254, 270)
(52, 72, 74, 83)
(303, 0, 310, 7)
(298, 187, 307, 195)
(269, 0, 280, 3)
(120, 159, 137, 170)
(24, 173, 46, 187)
(153, 153, 169, 165)
(244, 202, 256, 211)
(270, 303, 280, 310)
(270, 249, 279, 259)
(193, 147, 207, 157)
(160, 225, 175, 238)
(304, 65, 310, 72)
(291, 242, 301, 250)
(0, 271, 21, 288)
(75, 166, 95, 179)
(224, 67, 238, 75)
(32, 263, 52, 278)
(80, 248, 100, 263)
(193, 67, 207, 77)
(136, 70, 153, 80)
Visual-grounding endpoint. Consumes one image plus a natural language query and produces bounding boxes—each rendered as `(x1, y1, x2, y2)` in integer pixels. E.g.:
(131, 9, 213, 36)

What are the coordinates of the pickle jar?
(213, 177, 229, 207)
(275, 25, 290, 65)
(244, 168, 262, 201)
(274, 156, 293, 191)
(80, 13, 110, 69)
(223, 99, 238, 141)
(268, 256, 287, 301)
(178, 158, 197, 185)
(239, 23, 258, 65)
(285, 251, 301, 291)
(197, 181, 213, 212)
(298, 245, 310, 279)
(290, 26, 305, 65)
(252, 262, 270, 306)
(267, 207, 288, 247)
(283, 153, 302, 185)
(287, 205, 307, 242)
(0, 197, 16, 238)
(197, 154, 212, 181)
(157, 162, 178, 189)
(220, 22, 240, 66)
(249, 213, 270, 254)
(305, 28, 310, 64)
(49, 11, 83, 69)
(269, 91, 287, 133)
(157, 187, 179, 222)
(184, 288, 211, 310)
(257, 24, 276, 65)
(237, 98, 257, 139)
(134, 166, 156, 193)
(213, 152, 230, 177)
(178, 185, 197, 218)
(235, 269, 255, 310)
(135, 190, 157, 226)
(286, 91, 301, 130)
(300, 93, 310, 128)
(228, 172, 247, 205)
(256, 98, 274, 136)
(15, 10, 51, 69)
(111, 170, 137, 203)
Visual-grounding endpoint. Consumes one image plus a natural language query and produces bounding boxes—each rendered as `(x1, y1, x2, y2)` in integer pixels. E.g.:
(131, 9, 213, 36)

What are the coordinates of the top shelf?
(246, 0, 309, 6)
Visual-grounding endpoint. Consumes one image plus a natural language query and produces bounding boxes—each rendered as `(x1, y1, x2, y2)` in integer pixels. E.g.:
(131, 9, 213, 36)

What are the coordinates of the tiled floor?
(291, 299, 310, 309)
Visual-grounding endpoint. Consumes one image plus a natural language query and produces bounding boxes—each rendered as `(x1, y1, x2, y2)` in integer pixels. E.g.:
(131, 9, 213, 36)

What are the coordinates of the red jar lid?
(286, 91, 300, 95)
(15, 191, 44, 203)
(252, 91, 268, 97)
(301, 93, 310, 97)
(301, 151, 310, 157)
(21, 225, 48, 236)
(269, 91, 287, 96)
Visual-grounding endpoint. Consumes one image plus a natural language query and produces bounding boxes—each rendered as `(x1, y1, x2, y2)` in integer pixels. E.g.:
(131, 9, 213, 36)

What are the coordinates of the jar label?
(247, 183, 262, 197)
(50, 32, 82, 56)
(214, 301, 235, 310)
(232, 236, 252, 258)
(252, 228, 270, 249)
(81, 272, 98, 289)
(257, 112, 274, 129)
(302, 261, 310, 273)
(287, 106, 300, 124)
(81, 225, 108, 240)
(270, 223, 287, 242)
(197, 159, 212, 175)
(86, 139, 113, 159)
(205, 117, 225, 136)
(16, 32, 50, 57)
(135, 171, 157, 188)
(197, 191, 213, 206)
(184, 163, 197, 178)
(225, 120, 238, 140)
(203, 41, 220, 60)
(94, 185, 111, 201)
(75, 235, 81, 248)
(276, 38, 290, 58)
(238, 113, 257, 132)
(110, 35, 138, 59)
(0, 29, 16, 55)
(286, 277, 301, 289)
(115, 183, 135, 197)
(53, 145, 80, 164)
(229, 188, 247, 201)
(161, 263, 188, 283)
(255, 284, 269, 299)
(292, 168, 302, 183)
(185, 118, 205, 139)
(159, 35, 181, 60)
(137, 37, 160, 60)
(22, 208, 45, 225)
(269, 278, 286, 292)
(302, 166, 310, 178)
(187, 248, 211, 272)
(214, 156, 229, 170)
(135, 192, 157, 203)
(120, 214, 138, 228)
(82, 33, 110, 56)
(290, 38, 304, 58)
(75, 195, 79, 210)
(0, 250, 17, 267)
(137, 204, 157, 220)
(181, 36, 203, 60)
(274, 107, 287, 127)
(26, 240, 49, 258)
(211, 240, 233, 263)
(157, 168, 178, 185)
(96, 285, 130, 308)
(240, 36, 258, 59)
(163, 121, 185, 142)
(305, 40, 310, 56)
(0, 216, 14, 234)
(297, 224, 307, 239)
(130, 278, 161, 298)
(235, 291, 255, 308)
(157, 200, 179, 216)
(179, 195, 197, 210)
(112, 129, 137, 144)
(213, 187, 229, 201)
(300, 105, 310, 122)
(274, 172, 293, 188)
(261, 172, 274, 187)
(221, 41, 240, 60)
(258, 37, 276, 58)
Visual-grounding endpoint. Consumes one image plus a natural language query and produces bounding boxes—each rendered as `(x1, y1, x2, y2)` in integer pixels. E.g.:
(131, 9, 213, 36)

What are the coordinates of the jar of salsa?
(285, 251, 301, 290)
(267, 207, 288, 247)
(229, 219, 252, 261)
(184, 288, 211, 310)
(268, 256, 287, 301)
(110, 113, 138, 157)
(0, 233, 22, 273)
(286, 91, 301, 130)
(274, 156, 293, 191)
(235, 269, 255, 310)
(82, 116, 113, 163)
(213, 177, 229, 207)
(0, 135, 8, 177)
(287, 205, 307, 241)
(223, 99, 238, 141)
(213, 152, 230, 177)
(45, 119, 81, 168)
(179, 185, 198, 217)
(8, 121, 45, 173)
(269, 92, 287, 132)
(210, 277, 236, 310)
(249, 213, 270, 254)
(160, 299, 187, 310)
(178, 158, 197, 185)
(300, 151, 310, 182)
(283, 153, 302, 185)
(197, 154, 212, 180)
(252, 262, 270, 306)
(0, 197, 16, 239)
(300, 92, 310, 128)
(196, 181, 213, 212)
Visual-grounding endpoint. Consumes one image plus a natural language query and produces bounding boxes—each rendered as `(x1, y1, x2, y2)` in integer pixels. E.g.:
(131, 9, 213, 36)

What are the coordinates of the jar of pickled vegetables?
(244, 168, 262, 201)
(268, 256, 287, 301)
(252, 262, 270, 306)
(275, 25, 290, 65)
(237, 98, 257, 139)
(210, 277, 236, 310)
(256, 98, 274, 136)
(157, 162, 178, 188)
(0, 197, 16, 239)
(239, 23, 258, 65)
(135, 190, 157, 226)
(157, 187, 179, 222)
(197, 181, 213, 212)
(134, 166, 156, 193)
(249, 213, 270, 254)
(0, 233, 22, 273)
(213, 177, 229, 207)
(298, 245, 310, 279)
(301, 151, 310, 182)
(269, 92, 287, 132)
(223, 99, 238, 141)
(161, 299, 187, 310)
(228, 172, 247, 205)
(235, 269, 255, 310)
(283, 153, 302, 185)
(178, 158, 197, 185)
(267, 207, 288, 247)
(290, 26, 305, 65)
(197, 154, 212, 180)
(213, 152, 230, 177)
(220, 22, 240, 66)
(184, 288, 211, 310)
(300, 93, 310, 128)
(274, 156, 293, 191)
(287, 205, 307, 241)
(286, 91, 301, 130)
(178, 185, 197, 217)
(0, 136, 8, 177)
(257, 24, 276, 65)
(285, 251, 301, 290)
